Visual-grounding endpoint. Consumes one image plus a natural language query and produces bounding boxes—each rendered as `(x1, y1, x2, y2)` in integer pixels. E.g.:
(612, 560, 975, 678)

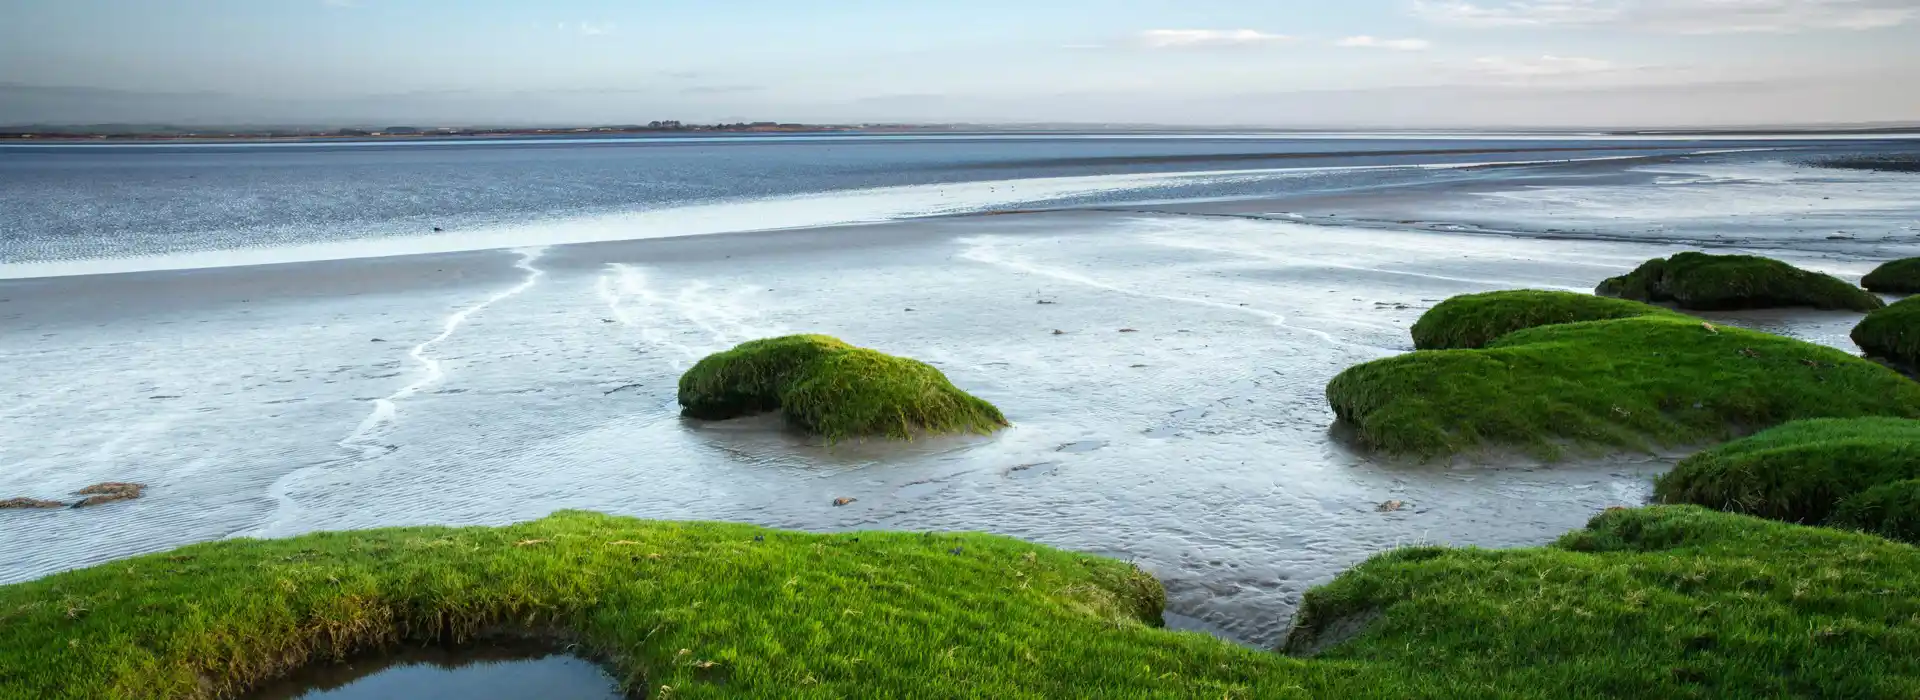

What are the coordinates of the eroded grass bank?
(2, 508, 1917, 698)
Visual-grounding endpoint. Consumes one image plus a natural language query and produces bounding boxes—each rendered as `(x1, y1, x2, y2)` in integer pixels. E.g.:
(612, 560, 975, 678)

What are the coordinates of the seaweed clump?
(1811, 154, 1920, 174)
(677, 335, 1007, 440)
(1596, 252, 1884, 312)
(0, 498, 64, 510)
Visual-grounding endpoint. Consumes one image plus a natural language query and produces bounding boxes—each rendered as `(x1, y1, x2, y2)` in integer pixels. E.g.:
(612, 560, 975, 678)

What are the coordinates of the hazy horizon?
(4, 0, 1919, 129)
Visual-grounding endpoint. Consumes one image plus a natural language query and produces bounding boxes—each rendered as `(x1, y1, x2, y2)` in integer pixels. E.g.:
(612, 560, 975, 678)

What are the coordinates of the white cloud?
(1335, 36, 1434, 50)
(1136, 29, 1292, 49)
(556, 21, 616, 37)
(1415, 0, 1614, 27)
(1473, 55, 1618, 77)
(1415, 0, 1917, 34)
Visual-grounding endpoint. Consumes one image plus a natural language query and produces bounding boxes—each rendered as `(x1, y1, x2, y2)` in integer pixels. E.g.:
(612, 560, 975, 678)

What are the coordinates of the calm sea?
(0, 132, 1891, 274)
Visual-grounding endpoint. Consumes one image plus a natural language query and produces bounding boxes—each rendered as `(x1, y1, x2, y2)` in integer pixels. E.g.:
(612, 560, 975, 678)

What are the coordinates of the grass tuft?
(1862, 258, 1920, 294)
(1409, 290, 1674, 350)
(1832, 479, 1920, 543)
(1654, 418, 1920, 543)
(1597, 251, 1885, 311)
(1328, 314, 1920, 459)
(1852, 295, 1920, 369)
(7, 508, 1920, 698)
(676, 335, 1007, 440)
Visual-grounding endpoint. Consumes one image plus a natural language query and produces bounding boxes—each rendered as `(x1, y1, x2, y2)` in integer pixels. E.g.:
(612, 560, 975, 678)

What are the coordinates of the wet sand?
(1168, 157, 1920, 257)
(7, 185, 1906, 648)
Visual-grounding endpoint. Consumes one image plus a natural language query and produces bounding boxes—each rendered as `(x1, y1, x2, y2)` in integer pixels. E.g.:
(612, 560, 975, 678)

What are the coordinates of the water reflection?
(247, 642, 624, 700)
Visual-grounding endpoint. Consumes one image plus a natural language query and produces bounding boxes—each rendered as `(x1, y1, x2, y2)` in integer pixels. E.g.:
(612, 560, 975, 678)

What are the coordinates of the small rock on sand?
(0, 498, 66, 509)
(71, 482, 145, 508)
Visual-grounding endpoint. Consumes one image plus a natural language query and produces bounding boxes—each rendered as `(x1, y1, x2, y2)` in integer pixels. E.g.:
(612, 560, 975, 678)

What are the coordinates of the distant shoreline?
(0, 123, 924, 143)
(5, 123, 1917, 143)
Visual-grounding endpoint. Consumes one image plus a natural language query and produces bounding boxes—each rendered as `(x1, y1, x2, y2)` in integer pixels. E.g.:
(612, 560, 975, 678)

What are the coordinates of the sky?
(2, 0, 1918, 128)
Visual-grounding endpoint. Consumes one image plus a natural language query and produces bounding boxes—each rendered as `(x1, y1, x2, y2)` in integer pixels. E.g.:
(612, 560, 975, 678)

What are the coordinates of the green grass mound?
(7, 508, 1920, 698)
(677, 335, 853, 420)
(1409, 290, 1674, 350)
(676, 335, 1007, 440)
(1328, 315, 1920, 458)
(0, 512, 1158, 699)
(1832, 479, 1920, 544)
(1285, 506, 1920, 698)
(1655, 418, 1920, 524)
(1852, 295, 1920, 369)
(1596, 251, 1885, 311)
(780, 348, 1008, 439)
(1863, 258, 1920, 294)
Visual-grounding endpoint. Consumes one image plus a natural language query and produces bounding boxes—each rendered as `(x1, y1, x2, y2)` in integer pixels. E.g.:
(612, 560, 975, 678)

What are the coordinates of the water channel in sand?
(3, 146, 1916, 648)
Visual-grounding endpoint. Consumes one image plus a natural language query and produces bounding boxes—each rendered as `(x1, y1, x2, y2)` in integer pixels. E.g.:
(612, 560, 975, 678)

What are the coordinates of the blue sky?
(3, 0, 1917, 127)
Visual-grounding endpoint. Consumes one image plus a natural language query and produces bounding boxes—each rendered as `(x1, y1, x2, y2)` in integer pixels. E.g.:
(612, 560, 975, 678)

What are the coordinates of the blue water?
(1, 132, 1876, 270)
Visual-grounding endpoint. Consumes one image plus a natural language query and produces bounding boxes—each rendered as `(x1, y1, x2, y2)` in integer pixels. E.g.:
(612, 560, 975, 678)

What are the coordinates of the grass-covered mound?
(0, 512, 1158, 699)
(1596, 251, 1885, 312)
(1328, 315, 1920, 458)
(8, 508, 1919, 698)
(1852, 295, 1920, 369)
(1285, 506, 1920, 698)
(1654, 418, 1920, 535)
(1862, 258, 1920, 294)
(677, 335, 853, 420)
(1409, 290, 1673, 350)
(677, 335, 1007, 440)
(1831, 479, 1920, 544)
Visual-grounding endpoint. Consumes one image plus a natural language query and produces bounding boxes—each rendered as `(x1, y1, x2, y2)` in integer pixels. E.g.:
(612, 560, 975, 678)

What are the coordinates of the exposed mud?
(3, 151, 1911, 649)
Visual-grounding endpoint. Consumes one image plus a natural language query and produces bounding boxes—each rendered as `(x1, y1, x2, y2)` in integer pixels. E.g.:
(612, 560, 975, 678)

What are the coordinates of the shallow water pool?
(246, 644, 623, 700)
